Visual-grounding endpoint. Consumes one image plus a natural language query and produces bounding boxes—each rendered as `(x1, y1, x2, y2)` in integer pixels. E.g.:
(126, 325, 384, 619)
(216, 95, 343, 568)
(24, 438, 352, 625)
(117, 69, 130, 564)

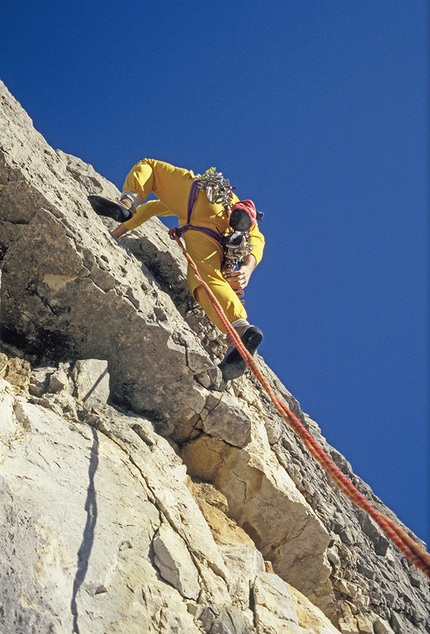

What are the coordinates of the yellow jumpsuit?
(122, 159, 265, 333)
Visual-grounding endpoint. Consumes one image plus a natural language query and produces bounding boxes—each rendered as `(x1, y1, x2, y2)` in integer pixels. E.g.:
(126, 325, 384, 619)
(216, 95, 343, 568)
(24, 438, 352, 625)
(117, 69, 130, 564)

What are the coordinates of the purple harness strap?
(175, 179, 223, 244)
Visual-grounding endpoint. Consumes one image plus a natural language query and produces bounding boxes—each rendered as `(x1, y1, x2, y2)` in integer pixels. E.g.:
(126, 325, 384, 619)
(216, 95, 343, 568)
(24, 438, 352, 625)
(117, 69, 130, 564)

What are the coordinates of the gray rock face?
(1, 80, 429, 634)
(153, 523, 201, 600)
(0, 82, 213, 436)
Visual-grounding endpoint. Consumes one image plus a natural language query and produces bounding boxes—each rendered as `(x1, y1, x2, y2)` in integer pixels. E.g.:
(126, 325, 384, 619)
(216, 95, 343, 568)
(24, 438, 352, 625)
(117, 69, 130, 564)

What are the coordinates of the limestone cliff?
(0, 80, 428, 634)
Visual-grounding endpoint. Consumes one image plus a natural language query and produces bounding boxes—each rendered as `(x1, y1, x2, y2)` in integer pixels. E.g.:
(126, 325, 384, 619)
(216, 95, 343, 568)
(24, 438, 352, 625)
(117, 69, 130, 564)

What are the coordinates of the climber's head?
(229, 200, 258, 231)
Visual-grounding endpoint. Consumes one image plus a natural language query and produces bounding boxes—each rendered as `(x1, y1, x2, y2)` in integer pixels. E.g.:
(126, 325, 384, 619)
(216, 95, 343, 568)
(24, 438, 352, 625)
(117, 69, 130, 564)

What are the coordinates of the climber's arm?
(225, 222, 265, 291)
(229, 192, 265, 265)
(248, 222, 265, 265)
(224, 253, 257, 291)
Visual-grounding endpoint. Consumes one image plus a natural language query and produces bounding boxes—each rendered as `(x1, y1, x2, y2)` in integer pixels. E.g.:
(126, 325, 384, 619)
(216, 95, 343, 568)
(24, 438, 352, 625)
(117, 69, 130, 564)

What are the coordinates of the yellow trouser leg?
(185, 232, 247, 333)
(122, 159, 193, 220)
(122, 160, 154, 201)
(194, 284, 247, 333)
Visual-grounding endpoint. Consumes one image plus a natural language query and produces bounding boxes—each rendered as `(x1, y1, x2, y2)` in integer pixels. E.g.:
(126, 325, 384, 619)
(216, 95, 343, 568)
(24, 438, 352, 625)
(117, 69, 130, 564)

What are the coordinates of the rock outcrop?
(0, 80, 429, 634)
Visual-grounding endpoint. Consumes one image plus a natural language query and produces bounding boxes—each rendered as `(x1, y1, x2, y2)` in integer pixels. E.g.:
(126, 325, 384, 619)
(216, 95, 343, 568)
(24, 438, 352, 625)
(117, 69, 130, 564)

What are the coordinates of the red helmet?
(230, 199, 258, 231)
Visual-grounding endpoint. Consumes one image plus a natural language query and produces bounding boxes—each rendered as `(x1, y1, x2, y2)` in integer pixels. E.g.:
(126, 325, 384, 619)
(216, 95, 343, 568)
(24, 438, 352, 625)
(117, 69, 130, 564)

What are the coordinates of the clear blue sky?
(1, 1, 428, 545)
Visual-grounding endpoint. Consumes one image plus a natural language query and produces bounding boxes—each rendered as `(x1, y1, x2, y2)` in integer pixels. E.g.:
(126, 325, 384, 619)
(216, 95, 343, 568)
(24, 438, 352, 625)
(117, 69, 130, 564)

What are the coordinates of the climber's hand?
(111, 223, 129, 239)
(225, 255, 256, 291)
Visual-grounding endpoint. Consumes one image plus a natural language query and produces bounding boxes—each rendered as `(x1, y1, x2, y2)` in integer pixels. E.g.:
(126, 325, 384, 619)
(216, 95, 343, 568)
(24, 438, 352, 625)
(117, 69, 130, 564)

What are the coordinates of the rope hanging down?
(170, 232, 430, 580)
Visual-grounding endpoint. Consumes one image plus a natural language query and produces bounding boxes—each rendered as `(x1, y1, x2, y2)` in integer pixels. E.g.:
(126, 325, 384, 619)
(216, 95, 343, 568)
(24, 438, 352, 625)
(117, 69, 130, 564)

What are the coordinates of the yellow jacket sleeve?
(123, 199, 172, 231)
(248, 222, 265, 265)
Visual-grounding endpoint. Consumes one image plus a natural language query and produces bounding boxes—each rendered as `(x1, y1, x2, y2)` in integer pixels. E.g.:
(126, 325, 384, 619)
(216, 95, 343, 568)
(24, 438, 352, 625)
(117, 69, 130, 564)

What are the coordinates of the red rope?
(171, 231, 430, 579)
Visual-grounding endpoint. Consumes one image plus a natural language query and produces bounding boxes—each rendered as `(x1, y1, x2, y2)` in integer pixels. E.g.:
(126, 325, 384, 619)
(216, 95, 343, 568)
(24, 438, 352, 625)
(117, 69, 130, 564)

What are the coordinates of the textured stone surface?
(72, 359, 110, 409)
(201, 391, 252, 448)
(153, 523, 201, 600)
(181, 418, 333, 612)
(0, 359, 334, 634)
(253, 572, 302, 633)
(288, 585, 342, 634)
(0, 80, 213, 437)
(1, 80, 429, 634)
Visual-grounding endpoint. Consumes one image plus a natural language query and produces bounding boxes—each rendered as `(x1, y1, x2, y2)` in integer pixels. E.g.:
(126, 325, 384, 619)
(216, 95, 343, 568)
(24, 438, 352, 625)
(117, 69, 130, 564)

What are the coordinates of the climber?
(88, 158, 265, 381)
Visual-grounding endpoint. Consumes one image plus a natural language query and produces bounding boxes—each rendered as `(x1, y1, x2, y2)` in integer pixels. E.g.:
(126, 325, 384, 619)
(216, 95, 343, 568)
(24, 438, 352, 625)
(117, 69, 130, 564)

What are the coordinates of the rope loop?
(169, 226, 187, 240)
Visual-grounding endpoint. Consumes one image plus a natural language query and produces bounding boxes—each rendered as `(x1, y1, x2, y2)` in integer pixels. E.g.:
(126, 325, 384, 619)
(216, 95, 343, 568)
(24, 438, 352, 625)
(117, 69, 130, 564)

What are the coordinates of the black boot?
(219, 325, 263, 381)
(88, 192, 140, 223)
(88, 195, 132, 222)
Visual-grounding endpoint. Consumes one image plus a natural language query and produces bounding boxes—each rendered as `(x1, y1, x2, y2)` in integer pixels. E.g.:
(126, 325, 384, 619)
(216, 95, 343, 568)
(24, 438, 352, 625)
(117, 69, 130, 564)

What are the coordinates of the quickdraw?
(221, 231, 253, 274)
(195, 167, 235, 208)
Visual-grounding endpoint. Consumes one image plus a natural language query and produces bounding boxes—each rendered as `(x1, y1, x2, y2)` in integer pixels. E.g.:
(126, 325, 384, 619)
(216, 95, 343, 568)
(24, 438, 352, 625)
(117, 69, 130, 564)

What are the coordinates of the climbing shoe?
(88, 195, 133, 223)
(219, 325, 263, 381)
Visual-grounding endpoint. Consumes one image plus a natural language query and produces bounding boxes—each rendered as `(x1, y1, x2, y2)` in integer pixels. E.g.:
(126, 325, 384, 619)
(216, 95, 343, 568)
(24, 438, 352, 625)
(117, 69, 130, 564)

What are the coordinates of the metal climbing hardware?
(221, 231, 254, 276)
(221, 231, 254, 302)
(195, 167, 235, 208)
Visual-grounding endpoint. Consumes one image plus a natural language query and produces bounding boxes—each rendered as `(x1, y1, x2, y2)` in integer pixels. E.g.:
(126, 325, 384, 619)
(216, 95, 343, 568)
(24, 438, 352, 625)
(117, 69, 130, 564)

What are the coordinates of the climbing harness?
(169, 168, 235, 243)
(169, 178, 223, 244)
(169, 230, 430, 580)
(168, 169, 258, 297)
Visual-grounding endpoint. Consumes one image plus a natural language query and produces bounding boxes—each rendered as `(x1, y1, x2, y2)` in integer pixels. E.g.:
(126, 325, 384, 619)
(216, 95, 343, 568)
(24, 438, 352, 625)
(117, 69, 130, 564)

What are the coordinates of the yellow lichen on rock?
(288, 584, 341, 633)
(188, 480, 255, 547)
(0, 352, 31, 391)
